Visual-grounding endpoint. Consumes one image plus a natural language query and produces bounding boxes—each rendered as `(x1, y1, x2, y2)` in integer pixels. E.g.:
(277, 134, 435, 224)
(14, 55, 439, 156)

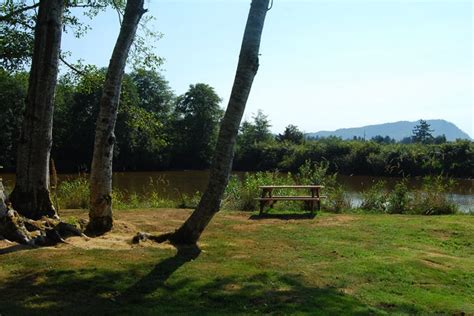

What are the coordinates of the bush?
(410, 176, 458, 215)
(223, 171, 291, 211)
(176, 191, 202, 209)
(386, 179, 411, 214)
(325, 184, 352, 213)
(360, 181, 388, 213)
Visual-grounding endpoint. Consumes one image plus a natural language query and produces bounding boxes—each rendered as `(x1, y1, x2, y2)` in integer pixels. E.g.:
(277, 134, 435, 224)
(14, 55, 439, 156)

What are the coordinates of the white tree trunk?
(0, 179, 8, 217)
(88, 0, 146, 234)
(9, 0, 64, 219)
(170, 0, 270, 244)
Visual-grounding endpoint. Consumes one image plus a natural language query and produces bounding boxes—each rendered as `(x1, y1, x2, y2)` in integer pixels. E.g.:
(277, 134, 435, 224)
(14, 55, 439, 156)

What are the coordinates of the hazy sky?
(61, 0, 473, 137)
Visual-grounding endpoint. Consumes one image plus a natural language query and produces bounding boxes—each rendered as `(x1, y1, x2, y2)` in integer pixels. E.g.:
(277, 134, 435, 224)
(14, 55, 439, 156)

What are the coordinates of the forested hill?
(307, 120, 472, 141)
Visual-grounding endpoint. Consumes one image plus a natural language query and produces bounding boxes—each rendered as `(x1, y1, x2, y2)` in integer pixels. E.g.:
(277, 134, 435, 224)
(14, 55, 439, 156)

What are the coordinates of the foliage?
(0, 69, 27, 169)
(234, 137, 474, 178)
(1, 0, 161, 72)
(412, 119, 434, 144)
(223, 162, 351, 213)
(410, 176, 459, 215)
(360, 181, 388, 213)
(171, 83, 223, 169)
(386, 179, 411, 214)
(238, 110, 273, 148)
(357, 176, 459, 215)
(223, 171, 291, 211)
(0, 69, 472, 178)
(57, 176, 90, 209)
(277, 124, 304, 144)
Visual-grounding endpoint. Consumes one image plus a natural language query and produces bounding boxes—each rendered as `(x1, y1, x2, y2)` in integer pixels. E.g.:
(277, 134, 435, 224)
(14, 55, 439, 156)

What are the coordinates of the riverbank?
(2, 169, 472, 213)
(1, 208, 472, 314)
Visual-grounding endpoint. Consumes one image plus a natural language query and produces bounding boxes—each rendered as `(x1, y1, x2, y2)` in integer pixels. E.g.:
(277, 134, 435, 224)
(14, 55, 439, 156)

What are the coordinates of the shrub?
(176, 191, 202, 209)
(223, 171, 290, 211)
(57, 176, 90, 209)
(360, 181, 388, 213)
(410, 176, 458, 215)
(386, 179, 411, 214)
(325, 184, 352, 213)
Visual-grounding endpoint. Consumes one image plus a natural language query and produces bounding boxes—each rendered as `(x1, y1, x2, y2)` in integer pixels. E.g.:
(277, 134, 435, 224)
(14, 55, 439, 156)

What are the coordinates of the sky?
(61, 0, 473, 137)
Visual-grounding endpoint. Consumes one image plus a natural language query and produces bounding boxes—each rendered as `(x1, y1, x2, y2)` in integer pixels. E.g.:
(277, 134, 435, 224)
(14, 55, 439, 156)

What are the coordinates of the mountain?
(306, 120, 472, 141)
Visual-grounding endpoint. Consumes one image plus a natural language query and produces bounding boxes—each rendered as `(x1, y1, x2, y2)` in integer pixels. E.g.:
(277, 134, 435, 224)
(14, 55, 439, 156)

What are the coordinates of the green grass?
(0, 209, 473, 315)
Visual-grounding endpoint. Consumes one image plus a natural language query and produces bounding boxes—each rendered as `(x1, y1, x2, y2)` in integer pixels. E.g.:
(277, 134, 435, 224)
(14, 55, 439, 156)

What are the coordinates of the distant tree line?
(1, 69, 473, 178)
(233, 114, 473, 178)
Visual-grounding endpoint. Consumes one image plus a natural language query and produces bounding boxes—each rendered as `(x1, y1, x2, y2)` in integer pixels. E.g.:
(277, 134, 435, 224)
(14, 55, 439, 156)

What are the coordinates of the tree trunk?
(9, 0, 64, 219)
(170, 0, 270, 244)
(87, 0, 146, 234)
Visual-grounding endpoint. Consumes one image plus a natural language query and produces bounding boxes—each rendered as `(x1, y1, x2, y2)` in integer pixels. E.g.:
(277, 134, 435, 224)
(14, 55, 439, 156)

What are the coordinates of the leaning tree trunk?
(87, 0, 146, 234)
(9, 0, 64, 219)
(169, 0, 270, 244)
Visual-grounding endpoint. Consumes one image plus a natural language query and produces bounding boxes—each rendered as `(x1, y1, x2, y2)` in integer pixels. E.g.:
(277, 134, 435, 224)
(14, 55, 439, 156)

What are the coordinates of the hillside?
(307, 119, 472, 141)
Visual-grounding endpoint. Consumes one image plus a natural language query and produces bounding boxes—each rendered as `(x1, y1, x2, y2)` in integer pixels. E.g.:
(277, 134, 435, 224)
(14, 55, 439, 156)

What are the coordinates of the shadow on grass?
(117, 242, 201, 302)
(0, 249, 419, 315)
(249, 212, 316, 220)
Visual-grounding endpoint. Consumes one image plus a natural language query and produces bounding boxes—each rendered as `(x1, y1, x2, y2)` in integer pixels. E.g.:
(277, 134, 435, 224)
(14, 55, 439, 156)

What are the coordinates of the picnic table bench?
(255, 185, 326, 215)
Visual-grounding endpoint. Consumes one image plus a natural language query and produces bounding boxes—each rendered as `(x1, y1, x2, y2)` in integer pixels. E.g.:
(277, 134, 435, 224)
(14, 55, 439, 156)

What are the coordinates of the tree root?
(0, 209, 84, 246)
(1, 180, 84, 246)
(132, 232, 173, 244)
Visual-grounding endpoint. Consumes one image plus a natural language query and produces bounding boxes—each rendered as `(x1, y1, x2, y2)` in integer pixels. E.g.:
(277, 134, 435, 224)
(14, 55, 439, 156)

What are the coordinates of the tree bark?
(9, 0, 64, 219)
(170, 0, 270, 244)
(87, 0, 146, 234)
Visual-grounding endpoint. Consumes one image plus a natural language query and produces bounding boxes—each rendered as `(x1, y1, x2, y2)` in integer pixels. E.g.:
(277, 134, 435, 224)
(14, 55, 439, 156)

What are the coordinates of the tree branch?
(59, 55, 86, 76)
(112, 0, 123, 25)
(0, 2, 40, 22)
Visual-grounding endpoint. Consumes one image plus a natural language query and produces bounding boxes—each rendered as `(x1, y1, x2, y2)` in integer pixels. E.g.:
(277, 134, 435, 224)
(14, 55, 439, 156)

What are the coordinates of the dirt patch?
(1, 209, 358, 251)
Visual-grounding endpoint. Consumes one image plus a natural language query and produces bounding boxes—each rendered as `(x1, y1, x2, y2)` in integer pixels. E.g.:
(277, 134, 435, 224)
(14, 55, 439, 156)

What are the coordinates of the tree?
(277, 124, 304, 144)
(371, 135, 394, 144)
(239, 110, 273, 148)
(172, 83, 223, 168)
(9, 0, 65, 219)
(412, 119, 434, 144)
(0, 1, 36, 71)
(167, 0, 271, 244)
(0, 69, 27, 171)
(1, 1, 113, 72)
(88, 0, 146, 234)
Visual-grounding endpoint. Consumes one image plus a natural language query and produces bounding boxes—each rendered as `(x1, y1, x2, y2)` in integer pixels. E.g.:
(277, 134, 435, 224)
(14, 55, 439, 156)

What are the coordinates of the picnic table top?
(259, 185, 324, 189)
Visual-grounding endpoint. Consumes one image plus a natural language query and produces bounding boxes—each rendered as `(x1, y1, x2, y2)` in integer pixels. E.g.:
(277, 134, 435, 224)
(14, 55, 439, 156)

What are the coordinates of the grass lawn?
(0, 208, 473, 315)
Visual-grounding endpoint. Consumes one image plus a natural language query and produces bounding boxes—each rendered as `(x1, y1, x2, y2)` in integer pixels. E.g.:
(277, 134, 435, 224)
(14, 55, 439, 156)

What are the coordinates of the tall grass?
(54, 170, 460, 216)
(57, 176, 179, 210)
(223, 161, 352, 213)
(358, 176, 459, 215)
(57, 176, 90, 209)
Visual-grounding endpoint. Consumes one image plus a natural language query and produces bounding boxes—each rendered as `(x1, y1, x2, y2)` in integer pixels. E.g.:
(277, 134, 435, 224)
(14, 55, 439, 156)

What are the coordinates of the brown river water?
(1, 171, 472, 212)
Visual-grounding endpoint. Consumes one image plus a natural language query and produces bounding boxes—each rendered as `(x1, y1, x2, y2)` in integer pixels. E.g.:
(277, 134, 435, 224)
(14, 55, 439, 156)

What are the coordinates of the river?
(1, 171, 472, 212)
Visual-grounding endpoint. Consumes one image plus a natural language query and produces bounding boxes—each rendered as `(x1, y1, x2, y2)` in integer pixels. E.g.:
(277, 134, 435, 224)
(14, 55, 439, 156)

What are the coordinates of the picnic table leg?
(259, 188, 271, 216)
(316, 188, 321, 211)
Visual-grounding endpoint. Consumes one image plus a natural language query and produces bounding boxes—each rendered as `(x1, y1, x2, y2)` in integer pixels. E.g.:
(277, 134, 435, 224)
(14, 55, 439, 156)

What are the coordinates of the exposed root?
(132, 232, 173, 244)
(0, 209, 84, 246)
(0, 180, 84, 246)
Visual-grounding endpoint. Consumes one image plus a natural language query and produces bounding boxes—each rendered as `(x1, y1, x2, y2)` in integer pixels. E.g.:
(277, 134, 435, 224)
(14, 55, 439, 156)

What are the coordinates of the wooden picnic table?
(255, 185, 326, 215)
